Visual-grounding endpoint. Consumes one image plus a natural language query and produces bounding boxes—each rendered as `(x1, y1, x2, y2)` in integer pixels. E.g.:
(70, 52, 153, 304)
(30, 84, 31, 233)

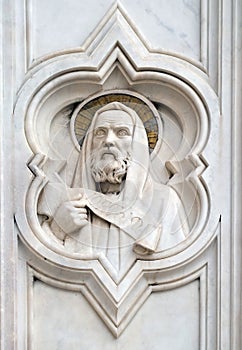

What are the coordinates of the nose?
(104, 130, 116, 147)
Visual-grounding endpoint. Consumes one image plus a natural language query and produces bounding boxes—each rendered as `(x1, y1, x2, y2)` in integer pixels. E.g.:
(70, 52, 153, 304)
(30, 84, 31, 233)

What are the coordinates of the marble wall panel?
(32, 280, 199, 350)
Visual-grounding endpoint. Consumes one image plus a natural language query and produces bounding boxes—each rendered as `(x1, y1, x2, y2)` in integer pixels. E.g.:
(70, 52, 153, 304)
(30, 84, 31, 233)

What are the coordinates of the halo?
(70, 90, 162, 153)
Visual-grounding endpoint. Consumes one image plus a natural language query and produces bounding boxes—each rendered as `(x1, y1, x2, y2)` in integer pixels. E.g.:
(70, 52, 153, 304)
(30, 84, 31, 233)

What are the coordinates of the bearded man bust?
(38, 102, 189, 278)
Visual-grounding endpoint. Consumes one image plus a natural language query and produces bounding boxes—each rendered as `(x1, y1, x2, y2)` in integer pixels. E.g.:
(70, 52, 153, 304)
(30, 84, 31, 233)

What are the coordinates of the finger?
(71, 198, 88, 208)
(79, 214, 88, 220)
(73, 217, 88, 226)
(76, 214, 87, 220)
(67, 193, 83, 201)
(71, 213, 88, 220)
(73, 208, 87, 214)
(70, 206, 87, 212)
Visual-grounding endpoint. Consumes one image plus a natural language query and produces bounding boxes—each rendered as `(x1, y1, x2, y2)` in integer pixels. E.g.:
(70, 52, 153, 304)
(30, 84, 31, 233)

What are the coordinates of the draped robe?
(39, 103, 189, 278)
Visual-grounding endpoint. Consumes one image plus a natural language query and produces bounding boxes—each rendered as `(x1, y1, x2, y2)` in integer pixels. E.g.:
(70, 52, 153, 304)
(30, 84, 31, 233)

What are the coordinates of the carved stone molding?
(14, 3, 220, 337)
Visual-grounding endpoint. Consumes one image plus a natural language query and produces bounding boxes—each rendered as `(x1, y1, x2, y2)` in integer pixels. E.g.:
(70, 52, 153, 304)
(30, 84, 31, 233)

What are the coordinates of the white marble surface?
(31, 0, 114, 58)
(14, 0, 220, 346)
(33, 280, 199, 350)
(30, 0, 200, 62)
(1, 0, 241, 349)
(121, 0, 200, 59)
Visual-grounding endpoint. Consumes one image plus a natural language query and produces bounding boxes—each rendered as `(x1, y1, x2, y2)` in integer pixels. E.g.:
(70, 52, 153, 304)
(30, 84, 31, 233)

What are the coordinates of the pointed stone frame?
(14, 3, 221, 340)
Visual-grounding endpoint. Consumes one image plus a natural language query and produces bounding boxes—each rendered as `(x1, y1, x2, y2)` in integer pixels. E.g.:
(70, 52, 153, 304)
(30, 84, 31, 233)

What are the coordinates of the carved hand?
(52, 194, 89, 235)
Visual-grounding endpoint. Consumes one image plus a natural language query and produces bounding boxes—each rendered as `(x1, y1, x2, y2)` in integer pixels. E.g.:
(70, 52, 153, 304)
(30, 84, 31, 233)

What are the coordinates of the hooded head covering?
(73, 102, 150, 194)
(71, 102, 155, 225)
(39, 102, 187, 258)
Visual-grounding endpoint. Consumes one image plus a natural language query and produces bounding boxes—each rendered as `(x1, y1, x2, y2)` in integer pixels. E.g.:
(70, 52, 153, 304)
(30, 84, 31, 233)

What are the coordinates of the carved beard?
(90, 148, 131, 184)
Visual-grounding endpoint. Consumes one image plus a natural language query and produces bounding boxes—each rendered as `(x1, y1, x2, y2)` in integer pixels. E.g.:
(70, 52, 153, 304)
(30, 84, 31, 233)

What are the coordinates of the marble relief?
(38, 100, 189, 277)
(13, 3, 220, 338)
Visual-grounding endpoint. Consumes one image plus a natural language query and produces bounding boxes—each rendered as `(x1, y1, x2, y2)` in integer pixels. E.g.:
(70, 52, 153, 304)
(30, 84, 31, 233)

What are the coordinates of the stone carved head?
(90, 106, 134, 185)
(73, 102, 150, 199)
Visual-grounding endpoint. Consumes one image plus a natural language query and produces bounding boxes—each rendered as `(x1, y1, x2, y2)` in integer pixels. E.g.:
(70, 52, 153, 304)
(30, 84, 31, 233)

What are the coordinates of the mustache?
(90, 149, 131, 184)
(98, 147, 122, 159)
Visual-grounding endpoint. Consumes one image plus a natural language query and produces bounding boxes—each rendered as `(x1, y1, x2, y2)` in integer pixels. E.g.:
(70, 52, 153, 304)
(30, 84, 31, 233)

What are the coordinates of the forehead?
(94, 110, 133, 128)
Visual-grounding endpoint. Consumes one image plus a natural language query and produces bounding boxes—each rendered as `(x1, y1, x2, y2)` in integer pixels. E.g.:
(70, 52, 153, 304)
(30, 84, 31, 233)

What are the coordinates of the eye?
(117, 129, 129, 136)
(95, 128, 106, 137)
